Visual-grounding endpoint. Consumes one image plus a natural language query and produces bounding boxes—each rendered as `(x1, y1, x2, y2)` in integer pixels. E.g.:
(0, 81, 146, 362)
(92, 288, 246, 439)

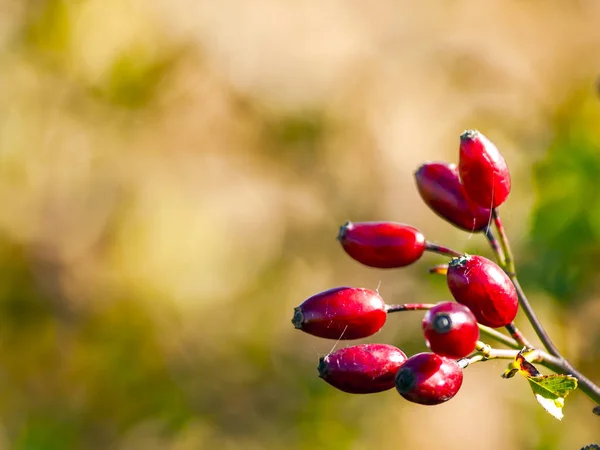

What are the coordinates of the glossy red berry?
(337, 221, 426, 269)
(292, 287, 387, 340)
(446, 254, 518, 328)
(422, 302, 479, 358)
(458, 130, 511, 208)
(395, 352, 463, 405)
(414, 162, 492, 232)
(318, 344, 407, 394)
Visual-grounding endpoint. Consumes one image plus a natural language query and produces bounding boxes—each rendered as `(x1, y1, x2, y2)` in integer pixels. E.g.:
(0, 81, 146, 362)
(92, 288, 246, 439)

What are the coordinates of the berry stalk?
(505, 322, 533, 349)
(478, 324, 521, 350)
(484, 227, 505, 266)
(425, 242, 462, 258)
(492, 208, 516, 276)
(385, 303, 436, 312)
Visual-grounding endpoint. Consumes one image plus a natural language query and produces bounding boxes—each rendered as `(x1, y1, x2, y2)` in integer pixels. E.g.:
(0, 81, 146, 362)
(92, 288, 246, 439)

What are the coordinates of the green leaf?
(527, 374, 578, 420)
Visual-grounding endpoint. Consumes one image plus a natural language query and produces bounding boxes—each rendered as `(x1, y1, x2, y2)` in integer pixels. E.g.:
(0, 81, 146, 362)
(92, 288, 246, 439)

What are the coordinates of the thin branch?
(505, 322, 533, 348)
(511, 276, 561, 358)
(489, 208, 600, 412)
(461, 346, 563, 370)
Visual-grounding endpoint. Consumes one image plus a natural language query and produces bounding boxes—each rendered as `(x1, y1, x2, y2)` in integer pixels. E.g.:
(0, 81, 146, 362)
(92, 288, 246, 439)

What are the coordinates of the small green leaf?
(527, 374, 578, 420)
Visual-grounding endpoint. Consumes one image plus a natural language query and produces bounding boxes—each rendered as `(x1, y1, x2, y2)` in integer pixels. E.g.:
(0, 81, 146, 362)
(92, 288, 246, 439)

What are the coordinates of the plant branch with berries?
(291, 130, 600, 421)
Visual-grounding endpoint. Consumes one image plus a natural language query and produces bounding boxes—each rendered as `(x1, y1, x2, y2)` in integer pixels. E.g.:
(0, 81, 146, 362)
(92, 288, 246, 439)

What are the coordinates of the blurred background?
(1, 0, 600, 448)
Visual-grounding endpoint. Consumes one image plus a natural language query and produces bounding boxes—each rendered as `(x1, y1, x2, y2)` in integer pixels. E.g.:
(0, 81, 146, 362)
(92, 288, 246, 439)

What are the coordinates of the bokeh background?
(1, 0, 600, 448)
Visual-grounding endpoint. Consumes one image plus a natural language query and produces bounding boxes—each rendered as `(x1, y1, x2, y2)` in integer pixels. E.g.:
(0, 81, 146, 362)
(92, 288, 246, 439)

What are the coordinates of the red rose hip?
(459, 130, 511, 208)
(318, 344, 407, 393)
(415, 162, 492, 232)
(422, 302, 479, 358)
(292, 287, 387, 339)
(395, 352, 463, 405)
(446, 254, 518, 328)
(338, 221, 426, 268)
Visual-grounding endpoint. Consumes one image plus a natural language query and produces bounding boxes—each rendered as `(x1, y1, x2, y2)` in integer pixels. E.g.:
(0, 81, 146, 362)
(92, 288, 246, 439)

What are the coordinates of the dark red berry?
(446, 254, 518, 328)
(422, 302, 479, 358)
(318, 344, 407, 394)
(395, 353, 463, 405)
(414, 162, 491, 232)
(337, 221, 426, 269)
(292, 287, 387, 340)
(458, 130, 511, 208)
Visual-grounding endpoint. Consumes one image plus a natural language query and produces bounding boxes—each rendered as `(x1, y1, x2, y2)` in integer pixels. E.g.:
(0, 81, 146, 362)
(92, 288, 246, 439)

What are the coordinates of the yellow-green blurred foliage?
(0, 0, 599, 448)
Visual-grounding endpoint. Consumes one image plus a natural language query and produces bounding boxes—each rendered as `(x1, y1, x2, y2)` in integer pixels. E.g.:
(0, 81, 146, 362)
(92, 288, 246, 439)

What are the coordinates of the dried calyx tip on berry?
(460, 129, 479, 140)
(433, 314, 452, 333)
(337, 221, 353, 241)
(291, 307, 304, 329)
(449, 254, 470, 267)
(395, 367, 417, 391)
(317, 357, 329, 379)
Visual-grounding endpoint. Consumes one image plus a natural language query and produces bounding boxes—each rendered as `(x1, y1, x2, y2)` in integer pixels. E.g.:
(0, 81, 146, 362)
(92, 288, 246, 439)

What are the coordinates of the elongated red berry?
(338, 221, 426, 269)
(415, 162, 491, 232)
(395, 353, 463, 405)
(422, 302, 479, 358)
(446, 254, 518, 328)
(318, 344, 407, 393)
(458, 130, 511, 208)
(292, 287, 387, 339)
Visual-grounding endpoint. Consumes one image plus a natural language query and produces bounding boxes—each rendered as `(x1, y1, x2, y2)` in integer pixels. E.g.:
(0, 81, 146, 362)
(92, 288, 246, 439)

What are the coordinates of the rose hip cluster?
(292, 130, 518, 406)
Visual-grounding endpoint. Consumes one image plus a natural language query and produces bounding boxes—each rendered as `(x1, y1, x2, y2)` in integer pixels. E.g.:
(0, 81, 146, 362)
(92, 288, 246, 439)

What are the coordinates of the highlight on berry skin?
(422, 302, 479, 358)
(458, 130, 511, 209)
(414, 162, 492, 232)
(318, 344, 407, 394)
(395, 352, 463, 405)
(446, 254, 518, 328)
(291, 286, 387, 340)
(337, 221, 426, 269)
